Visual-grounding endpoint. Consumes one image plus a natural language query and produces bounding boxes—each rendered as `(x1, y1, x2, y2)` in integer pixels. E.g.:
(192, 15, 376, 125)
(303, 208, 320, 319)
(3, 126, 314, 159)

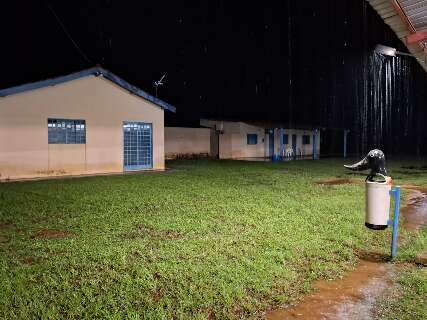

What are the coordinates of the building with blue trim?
(200, 119, 320, 160)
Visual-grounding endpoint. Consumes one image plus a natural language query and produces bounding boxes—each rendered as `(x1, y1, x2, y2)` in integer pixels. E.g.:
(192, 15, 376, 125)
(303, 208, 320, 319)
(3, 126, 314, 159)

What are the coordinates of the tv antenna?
(154, 73, 167, 97)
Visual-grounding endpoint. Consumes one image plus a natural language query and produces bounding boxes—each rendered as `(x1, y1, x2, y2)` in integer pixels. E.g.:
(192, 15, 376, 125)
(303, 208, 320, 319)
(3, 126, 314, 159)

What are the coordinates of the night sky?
(2, 1, 427, 154)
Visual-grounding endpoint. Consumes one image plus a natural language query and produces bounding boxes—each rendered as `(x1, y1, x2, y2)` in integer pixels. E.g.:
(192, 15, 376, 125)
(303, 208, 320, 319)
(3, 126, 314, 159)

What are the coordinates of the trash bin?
(365, 174, 392, 230)
(344, 149, 402, 258)
(344, 149, 392, 230)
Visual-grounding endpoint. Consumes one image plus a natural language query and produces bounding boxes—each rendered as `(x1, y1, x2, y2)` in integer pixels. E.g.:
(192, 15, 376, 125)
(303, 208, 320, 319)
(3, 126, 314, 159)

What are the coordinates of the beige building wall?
(165, 127, 211, 159)
(200, 120, 265, 159)
(219, 133, 233, 159)
(210, 128, 219, 159)
(0, 75, 165, 180)
(230, 122, 265, 159)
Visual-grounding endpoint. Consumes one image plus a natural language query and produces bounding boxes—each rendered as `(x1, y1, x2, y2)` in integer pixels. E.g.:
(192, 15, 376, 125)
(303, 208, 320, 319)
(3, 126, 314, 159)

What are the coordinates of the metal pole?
(270, 129, 275, 160)
(343, 130, 349, 158)
(312, 130, 316, 160)
(390, 186, 401, 259)
(279, 128, 284, 160)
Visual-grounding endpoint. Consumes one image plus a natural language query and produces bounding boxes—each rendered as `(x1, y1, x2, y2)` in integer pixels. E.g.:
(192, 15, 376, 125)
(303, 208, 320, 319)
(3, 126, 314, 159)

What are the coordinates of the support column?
(312, 129, 319, 160)
(343, 129, 350, 158)
(272, 128, 280, 161)
(270, 129, 276, 160)
(279, 128, 284, 159)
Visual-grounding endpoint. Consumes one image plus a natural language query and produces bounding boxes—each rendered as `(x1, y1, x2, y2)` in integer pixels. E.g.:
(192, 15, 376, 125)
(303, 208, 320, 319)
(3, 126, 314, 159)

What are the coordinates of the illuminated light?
(375, 44, 425, 63)
(374, 44, 397, 57)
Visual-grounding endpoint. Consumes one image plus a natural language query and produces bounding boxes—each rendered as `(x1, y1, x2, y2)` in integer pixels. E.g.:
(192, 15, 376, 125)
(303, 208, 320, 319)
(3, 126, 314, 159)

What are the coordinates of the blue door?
(123, 122, 152, 171)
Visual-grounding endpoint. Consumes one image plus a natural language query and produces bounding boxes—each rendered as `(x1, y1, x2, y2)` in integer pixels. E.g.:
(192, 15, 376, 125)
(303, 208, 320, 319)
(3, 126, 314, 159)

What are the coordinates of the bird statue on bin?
(344, 149, 390, 182)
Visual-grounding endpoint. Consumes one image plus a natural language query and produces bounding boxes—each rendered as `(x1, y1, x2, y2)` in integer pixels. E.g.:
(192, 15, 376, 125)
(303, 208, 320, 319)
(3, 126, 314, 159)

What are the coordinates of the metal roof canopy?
(367, 0, 427, 72)
(0, 66, 176, 113)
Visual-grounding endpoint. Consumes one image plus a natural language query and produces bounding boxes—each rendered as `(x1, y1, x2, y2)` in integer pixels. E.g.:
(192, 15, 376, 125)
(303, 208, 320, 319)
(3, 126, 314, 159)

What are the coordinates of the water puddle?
(400, 187, 427, 230)
(267, 259, 394, 320)
(266, 186, 427, 320)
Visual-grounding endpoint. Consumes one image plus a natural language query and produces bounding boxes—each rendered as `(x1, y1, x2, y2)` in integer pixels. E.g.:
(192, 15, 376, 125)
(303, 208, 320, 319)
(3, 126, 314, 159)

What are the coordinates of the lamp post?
(312, 129, 319, 160)
(343, 129, 350, 159)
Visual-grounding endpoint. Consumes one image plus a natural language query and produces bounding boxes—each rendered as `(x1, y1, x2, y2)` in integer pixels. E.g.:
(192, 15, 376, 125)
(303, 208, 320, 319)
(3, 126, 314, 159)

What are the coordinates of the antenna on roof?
(154, 73, 167, 97)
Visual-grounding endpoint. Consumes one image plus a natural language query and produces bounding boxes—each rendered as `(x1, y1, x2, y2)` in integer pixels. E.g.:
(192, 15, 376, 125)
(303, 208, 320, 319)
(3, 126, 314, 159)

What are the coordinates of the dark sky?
(1, 1, 427, 152)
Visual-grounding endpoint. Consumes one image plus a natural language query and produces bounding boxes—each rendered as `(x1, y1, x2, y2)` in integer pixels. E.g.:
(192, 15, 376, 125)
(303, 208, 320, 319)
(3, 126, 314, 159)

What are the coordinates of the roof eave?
(366, 0, 427, 73)
(0, 66, 176, 113)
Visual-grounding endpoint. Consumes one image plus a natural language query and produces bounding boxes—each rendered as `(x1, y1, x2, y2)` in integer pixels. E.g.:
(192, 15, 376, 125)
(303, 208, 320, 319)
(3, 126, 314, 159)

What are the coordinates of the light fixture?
(375, 44, 414, 57)
(374, 44, 397, 57)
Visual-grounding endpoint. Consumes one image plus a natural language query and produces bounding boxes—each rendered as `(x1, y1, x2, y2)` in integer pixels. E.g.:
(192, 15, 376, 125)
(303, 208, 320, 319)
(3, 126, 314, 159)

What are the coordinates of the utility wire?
(44, 2, 93, 64)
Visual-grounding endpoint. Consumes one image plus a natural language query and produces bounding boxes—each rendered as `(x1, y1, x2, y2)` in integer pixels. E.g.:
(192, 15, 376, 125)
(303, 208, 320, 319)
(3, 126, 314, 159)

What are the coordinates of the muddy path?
(400, 186, 427, 230)
(266, 181, 427, 320)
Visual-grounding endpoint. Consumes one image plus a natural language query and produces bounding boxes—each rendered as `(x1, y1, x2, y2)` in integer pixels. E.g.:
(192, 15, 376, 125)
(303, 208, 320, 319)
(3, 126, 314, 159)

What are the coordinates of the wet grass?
(375, 227, 427, 320)
(0, 158, 426, 319)
(375, 266, 427, 320)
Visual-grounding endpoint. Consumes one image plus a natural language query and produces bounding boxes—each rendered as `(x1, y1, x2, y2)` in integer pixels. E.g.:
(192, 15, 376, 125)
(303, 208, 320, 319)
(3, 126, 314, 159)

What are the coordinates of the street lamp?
(375, 44, 426, 64)
(374, 44, 414, 57)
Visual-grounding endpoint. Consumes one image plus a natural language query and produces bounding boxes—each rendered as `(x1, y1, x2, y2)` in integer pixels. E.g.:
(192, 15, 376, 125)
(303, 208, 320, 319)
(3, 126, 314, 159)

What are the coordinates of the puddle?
(0, 223, 15, 230)
(267, 259, 394, 320)
(400, 187, 427, 230)
(21, 256, 37, 265)
(31, 229, 75, 240)
(267, 187, 427, 320)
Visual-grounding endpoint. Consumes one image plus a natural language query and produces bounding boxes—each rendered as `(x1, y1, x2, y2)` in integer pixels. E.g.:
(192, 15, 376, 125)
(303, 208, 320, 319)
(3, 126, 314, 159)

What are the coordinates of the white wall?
(200, 119, 321, 160)
(273, 129, 320, 157)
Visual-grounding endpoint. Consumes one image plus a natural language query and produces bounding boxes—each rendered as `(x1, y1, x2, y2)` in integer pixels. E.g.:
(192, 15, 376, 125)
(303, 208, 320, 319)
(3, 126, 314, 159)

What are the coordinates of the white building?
(200, 119, 320, 160)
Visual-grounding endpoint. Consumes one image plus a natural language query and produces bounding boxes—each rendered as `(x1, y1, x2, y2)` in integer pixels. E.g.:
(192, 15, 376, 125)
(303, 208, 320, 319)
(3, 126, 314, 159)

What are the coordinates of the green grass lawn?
(0, 159, 426, 319)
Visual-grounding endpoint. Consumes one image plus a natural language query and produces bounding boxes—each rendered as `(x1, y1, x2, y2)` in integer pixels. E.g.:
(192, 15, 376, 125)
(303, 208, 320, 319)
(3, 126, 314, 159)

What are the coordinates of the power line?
(44, 2, 93, 64)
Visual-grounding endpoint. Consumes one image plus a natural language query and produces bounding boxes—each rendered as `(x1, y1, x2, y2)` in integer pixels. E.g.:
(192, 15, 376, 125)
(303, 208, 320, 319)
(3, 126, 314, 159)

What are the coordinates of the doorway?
(292, 134, 297, 158)
(123, 122, 153, 171)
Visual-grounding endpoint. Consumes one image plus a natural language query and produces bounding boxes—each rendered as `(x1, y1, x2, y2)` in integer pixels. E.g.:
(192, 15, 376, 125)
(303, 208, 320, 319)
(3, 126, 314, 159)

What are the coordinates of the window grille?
(123, 122, 152, 170)
(48, 119, 86, 144)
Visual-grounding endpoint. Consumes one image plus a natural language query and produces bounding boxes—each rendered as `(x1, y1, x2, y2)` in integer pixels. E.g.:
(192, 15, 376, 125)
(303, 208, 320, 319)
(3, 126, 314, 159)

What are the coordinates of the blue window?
(247, 134, 258, 145)
(48, 119, 86, 144)
(283, 134, 289, 144)
(302, 135, 310, 145)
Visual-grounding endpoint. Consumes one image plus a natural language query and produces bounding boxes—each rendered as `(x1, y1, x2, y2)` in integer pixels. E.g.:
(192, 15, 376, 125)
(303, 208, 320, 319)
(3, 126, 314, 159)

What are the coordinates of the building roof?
(0, 66, 176, 112)
(244, 121, 319, 130)
(201, 118, 319, 130)
(367, 0, 427, 72)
